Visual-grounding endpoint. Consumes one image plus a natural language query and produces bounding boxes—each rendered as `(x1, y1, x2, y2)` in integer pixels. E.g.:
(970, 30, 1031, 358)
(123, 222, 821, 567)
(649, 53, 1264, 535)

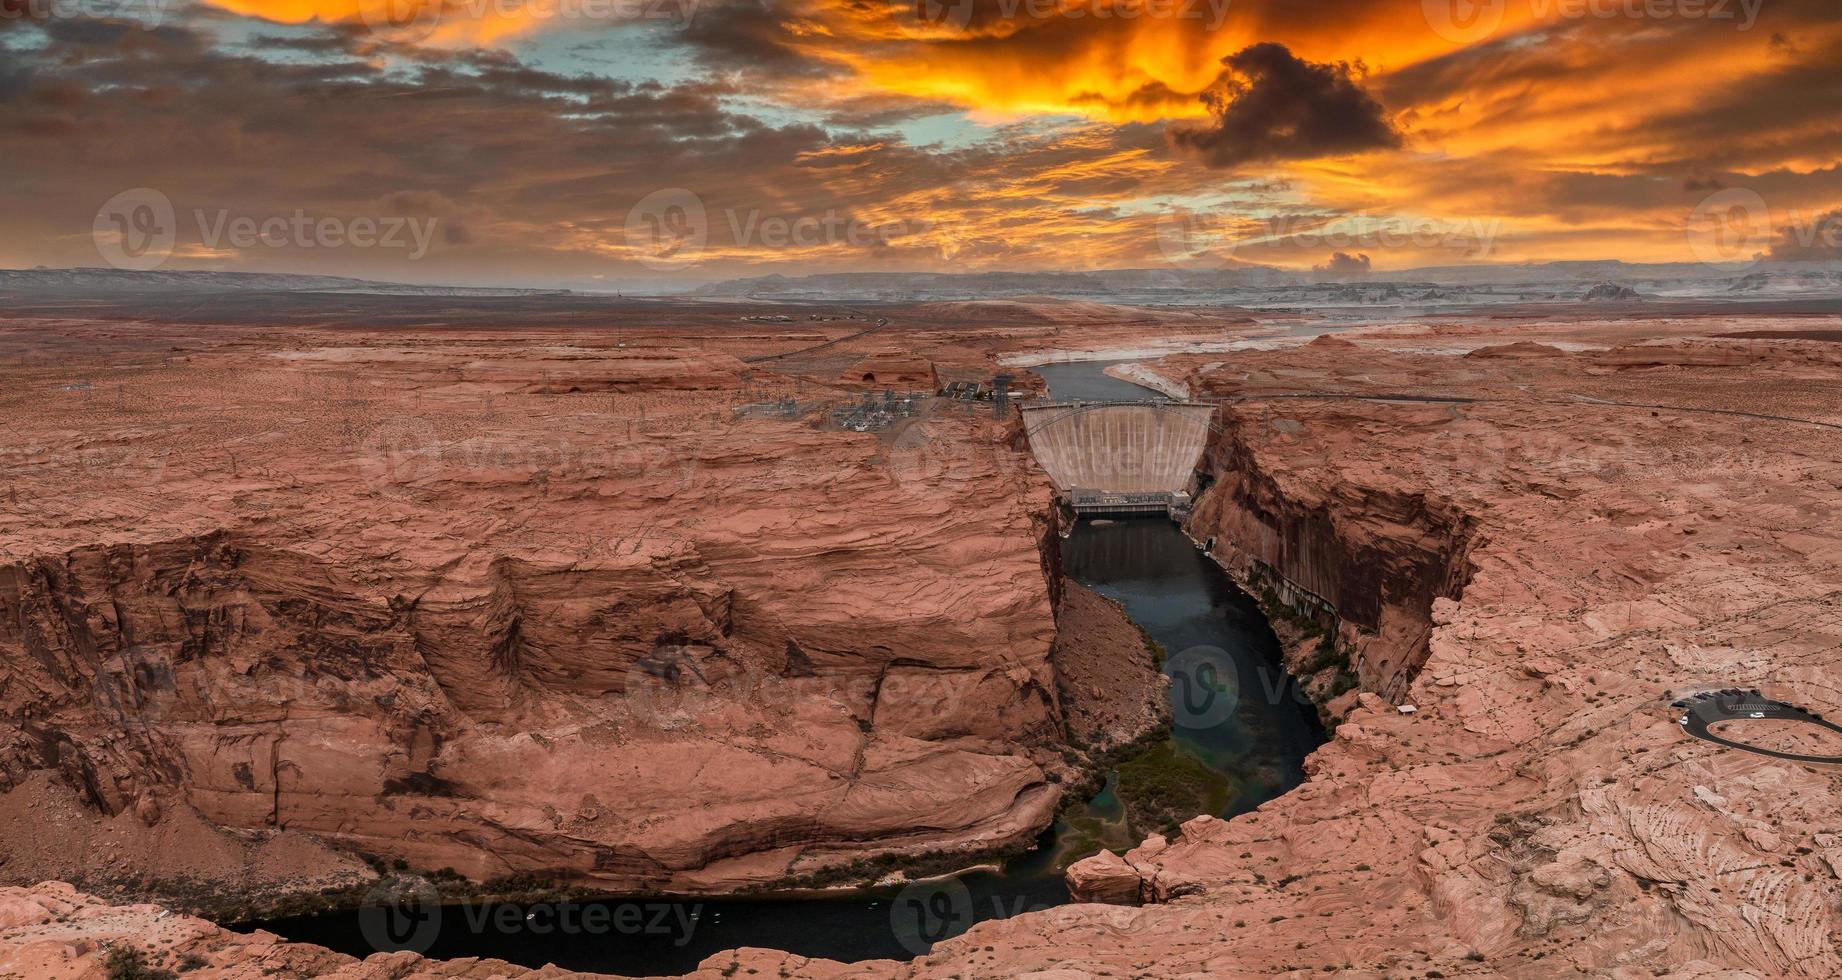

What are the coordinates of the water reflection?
(1031, 360, 1162, 401)
(243, 517, 1322, 973)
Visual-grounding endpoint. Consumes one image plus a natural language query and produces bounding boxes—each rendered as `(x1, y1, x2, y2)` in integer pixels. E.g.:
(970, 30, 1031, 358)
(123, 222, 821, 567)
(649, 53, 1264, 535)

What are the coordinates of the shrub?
(104, 946, 177, 980)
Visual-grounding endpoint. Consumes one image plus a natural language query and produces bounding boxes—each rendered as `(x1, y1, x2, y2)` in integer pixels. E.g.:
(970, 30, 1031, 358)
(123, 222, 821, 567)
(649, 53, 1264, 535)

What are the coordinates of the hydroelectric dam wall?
(1020, 401, 1217, 495)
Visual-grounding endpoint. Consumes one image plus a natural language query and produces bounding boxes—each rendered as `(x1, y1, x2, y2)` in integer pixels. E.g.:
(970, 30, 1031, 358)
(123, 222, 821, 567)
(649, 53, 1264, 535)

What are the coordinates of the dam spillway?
(1019, 400, 1217, 512)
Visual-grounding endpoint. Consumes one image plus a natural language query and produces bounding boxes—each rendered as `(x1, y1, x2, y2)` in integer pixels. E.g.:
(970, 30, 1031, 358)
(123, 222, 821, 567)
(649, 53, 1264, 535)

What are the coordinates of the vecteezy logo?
(887, 419, 958, 495)
(623, 645, 712, 730)
(1165, 645, 1239, 729)
(89, 0, 172, 30)
(661, 0, 703, 30)
(894, 0, 974, 38)
(93, 188, 176, 271)
(356, 0, 446, 43)
(134, 0, 172, 30)
(1686, 188, 1771, 272)
(1154, 207, 1236, 266)
(358, 878, 442, 955)
(624, 188, 708, 271)
(889, 877, 974, 955)
(356, 416, 442, 498)
(90, 645, 183, 721)
(1422, 0, 1505, 44)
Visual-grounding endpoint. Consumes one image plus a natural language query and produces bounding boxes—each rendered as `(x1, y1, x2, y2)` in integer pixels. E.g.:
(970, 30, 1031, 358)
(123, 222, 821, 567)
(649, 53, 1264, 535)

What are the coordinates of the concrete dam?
(1020, 401, 1217, 515)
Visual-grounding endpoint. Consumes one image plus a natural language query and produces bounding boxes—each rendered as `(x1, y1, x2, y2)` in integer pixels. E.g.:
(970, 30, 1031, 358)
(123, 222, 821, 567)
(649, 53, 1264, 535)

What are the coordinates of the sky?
(2, 0, 1840, 286)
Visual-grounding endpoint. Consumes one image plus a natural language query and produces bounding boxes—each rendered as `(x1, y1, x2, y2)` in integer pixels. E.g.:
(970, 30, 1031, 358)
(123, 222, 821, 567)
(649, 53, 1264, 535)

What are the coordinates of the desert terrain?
(1, 291, 1840, 978)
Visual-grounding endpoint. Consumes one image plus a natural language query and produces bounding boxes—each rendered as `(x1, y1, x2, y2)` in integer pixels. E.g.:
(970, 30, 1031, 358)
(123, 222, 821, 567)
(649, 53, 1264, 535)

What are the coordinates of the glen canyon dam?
(2, 2, 1842, 979)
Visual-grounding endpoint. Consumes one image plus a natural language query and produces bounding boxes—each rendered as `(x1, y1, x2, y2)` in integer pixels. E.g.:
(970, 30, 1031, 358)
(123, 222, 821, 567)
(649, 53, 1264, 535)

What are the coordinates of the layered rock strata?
(1051, 332, 1842, 977)
(7, 316, 1842, 979)
(0, 333, 1082, 914)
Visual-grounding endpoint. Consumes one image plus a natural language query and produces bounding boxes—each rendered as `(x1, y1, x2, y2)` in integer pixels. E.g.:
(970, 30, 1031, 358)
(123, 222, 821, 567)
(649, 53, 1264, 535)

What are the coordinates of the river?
(241, 360, 1323, 974)
(1030, 359, 1165, 401)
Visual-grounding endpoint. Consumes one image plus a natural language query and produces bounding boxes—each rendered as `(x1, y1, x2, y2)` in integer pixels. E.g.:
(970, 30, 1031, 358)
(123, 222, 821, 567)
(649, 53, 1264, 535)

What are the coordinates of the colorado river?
(242, 362, 1323, 973)
(1031, 359, 1164, 401)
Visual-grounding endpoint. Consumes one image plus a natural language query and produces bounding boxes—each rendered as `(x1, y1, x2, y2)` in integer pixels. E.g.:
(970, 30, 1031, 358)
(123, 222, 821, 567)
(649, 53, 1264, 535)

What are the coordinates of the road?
(742, 313, 890, 364)
(1675, 690, 1842, 764)
(1203, 391, 1840, 432)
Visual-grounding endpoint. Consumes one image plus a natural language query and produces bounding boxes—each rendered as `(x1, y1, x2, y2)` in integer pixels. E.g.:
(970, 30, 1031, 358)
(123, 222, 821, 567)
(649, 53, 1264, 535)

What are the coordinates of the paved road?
(1675, 690, 1842, 764)
(1564, 393, 1842, 432)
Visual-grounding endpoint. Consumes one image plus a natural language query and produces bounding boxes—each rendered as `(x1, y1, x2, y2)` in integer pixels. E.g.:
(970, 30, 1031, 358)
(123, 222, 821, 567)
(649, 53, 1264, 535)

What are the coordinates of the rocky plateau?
(2, 303, 1841, 978)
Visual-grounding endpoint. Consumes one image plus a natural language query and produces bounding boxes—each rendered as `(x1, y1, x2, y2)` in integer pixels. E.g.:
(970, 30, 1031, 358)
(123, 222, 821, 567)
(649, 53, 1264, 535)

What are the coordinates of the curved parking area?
(1675, 690, 1842, 765)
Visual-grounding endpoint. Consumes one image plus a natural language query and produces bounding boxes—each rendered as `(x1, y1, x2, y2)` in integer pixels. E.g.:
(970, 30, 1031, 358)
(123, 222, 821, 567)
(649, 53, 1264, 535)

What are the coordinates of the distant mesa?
(1322, 284, 1403, 303)
(691, 267, 1296, 302)
(841, 351, 938, 390)
(0, 266, 566, 298)
(1582, 282, 1640, 301)
(1464, 341, 1569, 359)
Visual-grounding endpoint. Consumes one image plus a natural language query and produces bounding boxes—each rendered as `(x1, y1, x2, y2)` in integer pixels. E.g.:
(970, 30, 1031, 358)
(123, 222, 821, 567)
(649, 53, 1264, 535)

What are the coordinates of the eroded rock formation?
(5, 311, 1841, 979)
(1052, 328, 1842, 977)
(0, 328, 1102, 914)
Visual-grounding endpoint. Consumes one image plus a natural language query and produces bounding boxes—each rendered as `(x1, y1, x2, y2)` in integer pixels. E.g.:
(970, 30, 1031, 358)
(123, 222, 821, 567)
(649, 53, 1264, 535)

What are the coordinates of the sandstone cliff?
(1053, 331, 1842, 977)
(1186, 403, 1477, 710)
(0, 331, 1083, 914)
(6, 314, 1841, 980)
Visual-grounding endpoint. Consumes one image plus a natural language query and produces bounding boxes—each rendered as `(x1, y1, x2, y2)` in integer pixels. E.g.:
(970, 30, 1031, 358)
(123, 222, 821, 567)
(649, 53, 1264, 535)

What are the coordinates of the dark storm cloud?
(1070, 79, 1187, 118)
(12, 0, 1840, 276)
(0, 63, 32, 102)
(1376, 8, 1842, 176)
(819, 93, 968, 129)
(0, 13, 810, 274)
(675, 0, 836, 78)
(1168, 43, 1400, 169)
(1768, 209, 1842, 261)
(38, 16, 204, 51)
(1620, 35, 1842, 172)
(0, 11, 1178, 280)
(1313, 251, 1370, 277)
(246, 31, 364, 54)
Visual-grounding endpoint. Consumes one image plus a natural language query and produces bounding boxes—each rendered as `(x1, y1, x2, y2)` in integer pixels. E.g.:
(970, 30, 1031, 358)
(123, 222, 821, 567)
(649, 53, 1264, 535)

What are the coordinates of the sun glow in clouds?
(8, 0, 1833, 276)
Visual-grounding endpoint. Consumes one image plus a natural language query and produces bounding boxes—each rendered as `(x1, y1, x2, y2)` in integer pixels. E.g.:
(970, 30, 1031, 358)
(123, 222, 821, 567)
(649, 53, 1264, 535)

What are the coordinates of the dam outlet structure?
(1020, 400, 1217, 517)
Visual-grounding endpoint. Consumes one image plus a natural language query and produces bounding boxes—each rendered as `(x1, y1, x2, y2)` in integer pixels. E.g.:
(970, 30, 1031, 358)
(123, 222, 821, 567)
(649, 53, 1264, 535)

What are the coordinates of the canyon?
(2, 298, 1841, 977)
(0, 314, 1126, 917)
